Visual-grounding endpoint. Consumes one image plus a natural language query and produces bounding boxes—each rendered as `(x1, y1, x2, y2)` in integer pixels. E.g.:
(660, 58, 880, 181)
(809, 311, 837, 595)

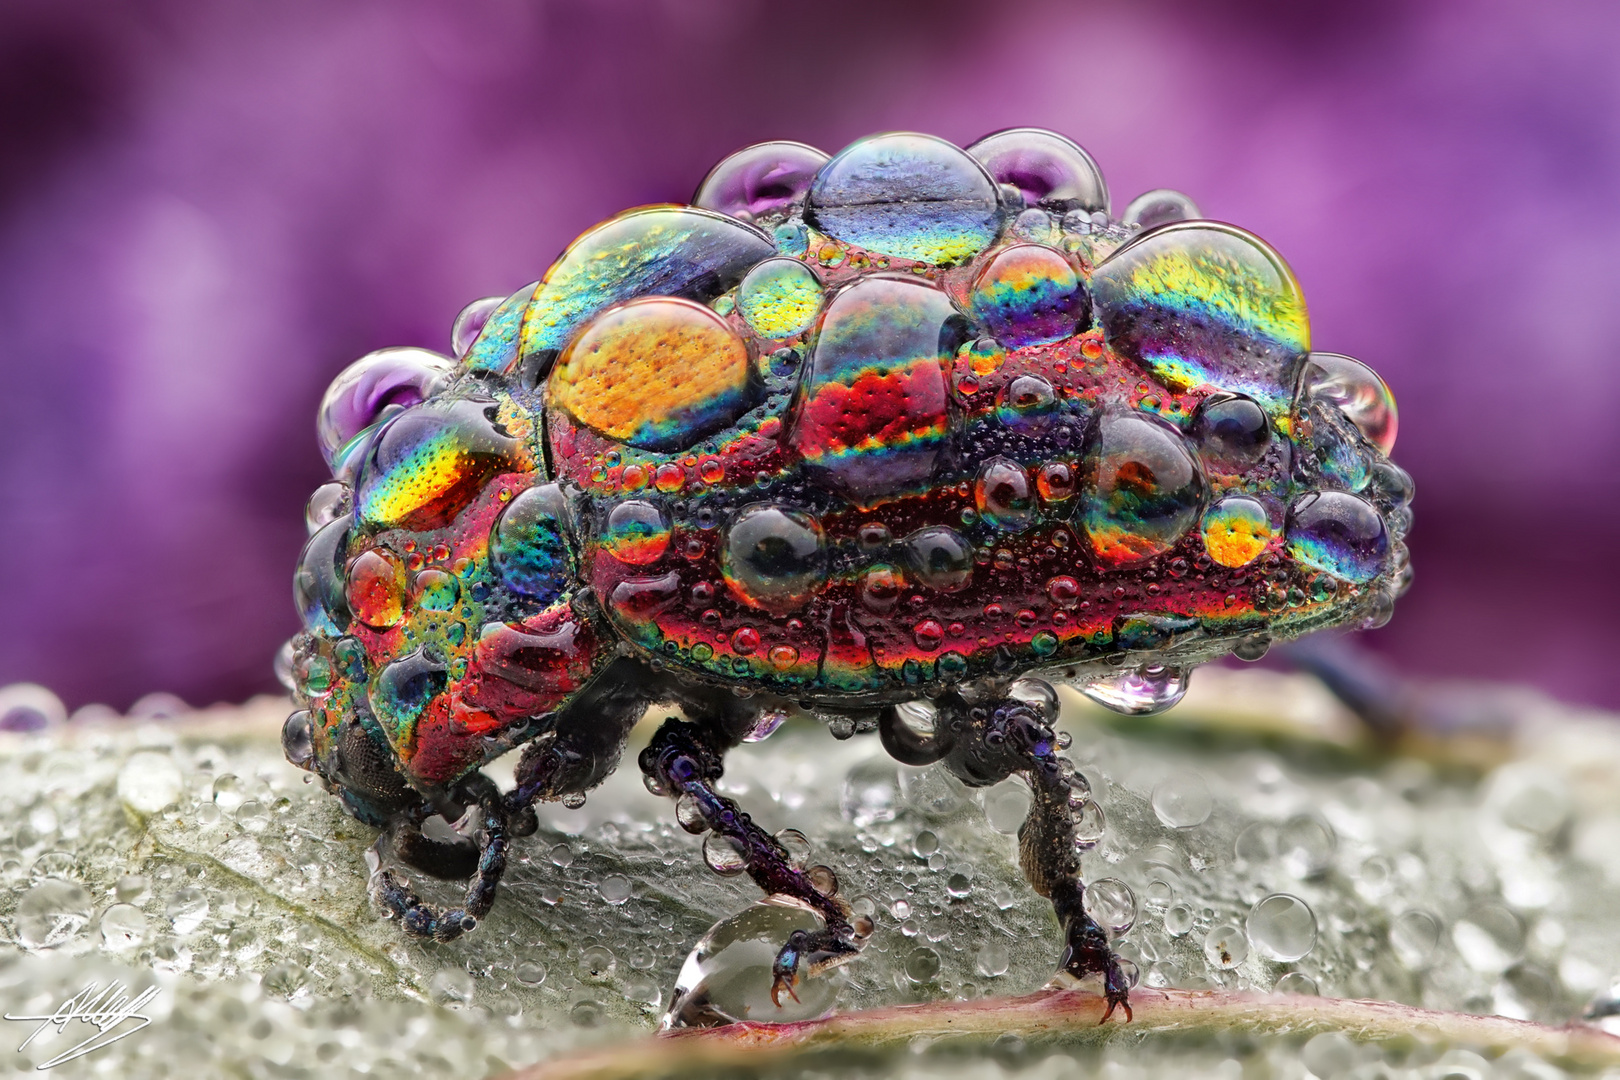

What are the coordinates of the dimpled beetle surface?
(283, 129, 1411, 1025)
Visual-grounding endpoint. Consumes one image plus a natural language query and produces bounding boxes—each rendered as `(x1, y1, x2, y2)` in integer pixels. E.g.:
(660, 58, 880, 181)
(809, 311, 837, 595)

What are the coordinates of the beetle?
(282, 128, 1410, 1024)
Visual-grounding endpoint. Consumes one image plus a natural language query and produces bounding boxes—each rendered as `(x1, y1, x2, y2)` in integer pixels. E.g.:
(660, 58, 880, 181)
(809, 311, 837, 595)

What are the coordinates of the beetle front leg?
(368, 773, 509, 943)
(884, 683, 1132, 1023)
(639, 715, 864, 1010)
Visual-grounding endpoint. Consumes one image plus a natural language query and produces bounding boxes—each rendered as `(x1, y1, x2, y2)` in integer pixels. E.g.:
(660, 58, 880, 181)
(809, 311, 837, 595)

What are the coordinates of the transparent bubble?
(1152, 770, 1213, 828)
(665, 900, 840, 1028)
(1080, 665, 1190, 716)
(702, 834, 749, 876)
(598, 874, 632, 905)
(1204, 923, 1249, 969)
(840, 760, 901, 827)
(1390, 909, 1443, 970)
(99, 902, 149, 951)
(15, 878, 92, 949)
(976, 941, 1011, 977)
(1246, 894, 1317, 962)
(1083, 878, 1137, 934)
(117, 751, 183, 814)
(982, 779, 1031, 834)
(905, 946, 942, 983)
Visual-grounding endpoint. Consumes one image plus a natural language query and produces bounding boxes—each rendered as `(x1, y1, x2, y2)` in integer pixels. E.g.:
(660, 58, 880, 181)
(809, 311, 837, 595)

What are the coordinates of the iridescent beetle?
(283, 129, 1410, 1023)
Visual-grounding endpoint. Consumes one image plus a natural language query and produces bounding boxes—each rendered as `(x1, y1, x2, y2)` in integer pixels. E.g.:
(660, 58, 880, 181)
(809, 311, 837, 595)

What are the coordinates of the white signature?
(5, 981, 160, 1069)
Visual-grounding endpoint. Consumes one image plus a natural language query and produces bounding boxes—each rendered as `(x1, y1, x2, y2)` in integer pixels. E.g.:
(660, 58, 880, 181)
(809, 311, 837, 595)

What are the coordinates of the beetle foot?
(769, 927, 860, 1008)
(368, 786, 508, 944)
(1058, 913, 1132, 1023)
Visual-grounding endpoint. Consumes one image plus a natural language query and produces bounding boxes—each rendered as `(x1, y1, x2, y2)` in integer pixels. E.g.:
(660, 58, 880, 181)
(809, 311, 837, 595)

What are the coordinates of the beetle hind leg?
(368, 774, 510, 943)
(639, 712, 866, 1012)
(881, 684, 1132, 1022)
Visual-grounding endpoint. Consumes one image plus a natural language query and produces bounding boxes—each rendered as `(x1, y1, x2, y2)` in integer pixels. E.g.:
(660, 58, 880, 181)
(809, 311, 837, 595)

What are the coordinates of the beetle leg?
(368, 774, 509, 943)
(639, 715, 864, 1011)
(892, 686, 1132, 1023)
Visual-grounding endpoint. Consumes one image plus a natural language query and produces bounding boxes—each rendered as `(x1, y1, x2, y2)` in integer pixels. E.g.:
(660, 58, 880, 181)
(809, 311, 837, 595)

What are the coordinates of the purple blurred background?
(3, 0, 1617, 713)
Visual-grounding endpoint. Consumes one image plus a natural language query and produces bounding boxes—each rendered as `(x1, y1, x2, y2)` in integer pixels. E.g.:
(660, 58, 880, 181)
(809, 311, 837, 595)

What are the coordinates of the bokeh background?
(2, 0, 1617, 713)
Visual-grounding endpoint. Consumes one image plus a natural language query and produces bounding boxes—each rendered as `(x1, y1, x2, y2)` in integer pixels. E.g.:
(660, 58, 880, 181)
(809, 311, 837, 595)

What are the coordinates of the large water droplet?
(1390, 909, 1442, 969)
(1303, 352, 1398, 455)
(904, 526, 974, 592)
(304, 481, 351, 535)
(1121, 189, 1200, 229)
(281, 711, 315, 771)
(1083, 878, 1138, 934)
(702, 833, 749, 876)
(1081, 665, 1189, 715)
(966, 128, 1108, 213)
(346, 548, 406, 629)
(808, 133, 1001, 264)
(451, 296, 504, 357)
(100, 902, 149, 951)
(1151, 769, 1212, 828)
(293, 518, 351, 634)
(15, 878, 92, 949)
(694, 141, 829, 223)
(1201, 496, 1274, 569)
(116, 750, 183, 814)
(1453, 904, 1524, 973)
(603, 500, 671, 566)
(491, 482, 575, 602)
(664, 899, 842, 1027)
(552, 296, 754, 453)
(355, 396, 527, 530)
(1080, 412, 1204, 569)
(737, 257, 824, 340)
(1204, 923, 1248, 969)
(1246, 894, 1317, 961)
(969, 245, 1089, 348)
(720, 505, 828, 614)
(905, 946, 942, 982)
(1192, 393, 1272, 471)
(974, 457, 1035, 532)
(317, 348, 454, 467)
(1286, 491, 1389, 584)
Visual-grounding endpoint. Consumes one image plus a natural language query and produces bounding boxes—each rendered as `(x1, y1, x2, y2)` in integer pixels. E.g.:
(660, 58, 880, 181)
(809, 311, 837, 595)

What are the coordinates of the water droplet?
(1084, 878, 1138, 934)
(974, 457, 1035, 532)
(1390, 910, 1442, 970)
(412, 568, 460, 611)
(665, 899, 841, 1028)
(236, 799, 268, 833)
(1151, 770, 1213, 828)
(899, 765, 970, 820)
(905, 946, 942, 983)
(1453, 904, 1524, 973)
(702, 833, 750, 876)
(975, 940, 1011, 977)
(1080, 412, 1204, 568)
(1200, 496, 1273, 569)
(1287, 490, 1389, 584)
(304, 481, 351, 535)
(967, 128, 1108, 212)
(451, 295, 504, 357)
(1274, 971, 1318, 996)
(1121, 188, 1200, 229)
(603, 500, 671, 567)
(1091, 222, 1308, 410)
(15, 879, 92, 949)
(316, 347, 454, 467)
(1204, 923, 1248, 969)
(1192, 393, 1272, 471)
(1081, 665, 1190, 715)
(971, 246, 1089, 348)
(1302, 1032, 1357, 1078)
(840, 760, 900, 826)
(491, 482, 574, 602)
(1072, 801, 1106, 849)
(1165, 904, 1196, 937)
(1304, 352, 1397, 455)
(1279, 814, 1336, 878)
(554, 296, 754, 452)
(808, 133, 1001, 264)
(859, 564, 905, 613)
(982, 779, 1031, 834)
(117, 750, 183, 814)
(516, 960, 548, 986)
(789, 276, 960, 500)
(580, 945, 616, 979)
(346, 548, 406, 629)
(904, 526, 974, 592)
(722, 506, 828, 614)
(737, 257, 824, 340)
(1247, 894, 1316, 962)
(99, 902, 148, 951)
(294, 519, 351, 634)
(266, 961, 312, 999)
(167, 886, 210, 935)
(694, 141, 829, 223)
(570, 999, 604, 1027)
(946, 872, 972, 898)
(599, 874, 632, 905)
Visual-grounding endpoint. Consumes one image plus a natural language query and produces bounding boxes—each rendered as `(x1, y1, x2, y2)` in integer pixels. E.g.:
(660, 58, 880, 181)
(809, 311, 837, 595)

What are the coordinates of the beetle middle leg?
(880, 680, 1132, 1023)
(639, 702, 866, 1009)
